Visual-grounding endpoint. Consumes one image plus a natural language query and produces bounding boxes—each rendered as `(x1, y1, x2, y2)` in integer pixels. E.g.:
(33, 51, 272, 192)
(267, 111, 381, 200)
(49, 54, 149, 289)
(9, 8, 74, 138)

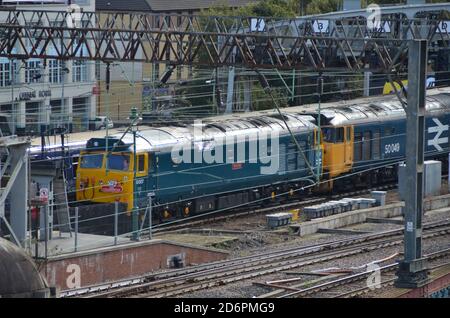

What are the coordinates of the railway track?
(151, 182, 398, 235)
(62, 218, 450, 298)
(276, 249, 450, 298)
(152, 170, 448, 235)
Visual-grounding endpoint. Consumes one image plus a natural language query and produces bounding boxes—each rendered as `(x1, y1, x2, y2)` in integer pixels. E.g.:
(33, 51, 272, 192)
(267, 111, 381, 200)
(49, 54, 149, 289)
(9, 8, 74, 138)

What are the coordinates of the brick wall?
(40, 240, 228, 291)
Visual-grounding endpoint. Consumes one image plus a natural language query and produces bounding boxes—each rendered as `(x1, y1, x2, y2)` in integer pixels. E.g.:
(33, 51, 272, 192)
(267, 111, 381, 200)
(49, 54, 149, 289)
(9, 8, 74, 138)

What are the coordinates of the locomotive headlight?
(172, 156, 182, 165)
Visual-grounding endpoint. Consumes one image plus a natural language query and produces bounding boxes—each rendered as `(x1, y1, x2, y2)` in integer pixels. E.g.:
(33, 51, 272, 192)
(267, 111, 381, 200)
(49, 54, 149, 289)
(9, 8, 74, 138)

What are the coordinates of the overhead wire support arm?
(106, 61, 177, 157)
(256, 71, 317, 181)
(316, 72, 324, 180)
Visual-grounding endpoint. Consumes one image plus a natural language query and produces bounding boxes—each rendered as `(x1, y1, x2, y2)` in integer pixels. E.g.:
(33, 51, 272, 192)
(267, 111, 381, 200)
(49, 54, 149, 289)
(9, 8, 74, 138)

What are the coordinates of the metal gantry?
(0, 9, 449, 71)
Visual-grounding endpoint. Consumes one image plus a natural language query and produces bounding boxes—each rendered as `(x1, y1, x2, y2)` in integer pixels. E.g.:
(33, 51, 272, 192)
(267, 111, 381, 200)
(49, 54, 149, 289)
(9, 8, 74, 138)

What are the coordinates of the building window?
(49, 60, 62, 83)
(0, 59, 16, 87)
(72, 97, 89, 132)
(73, 97, 87, 115)
(0, 104, 12, 114)
(25, 60, 43, 83)
(25, 102, 40, 134)
(73, 60, 87, 82)
(50, 99, 62, 114)
(0, 61, 11, 87)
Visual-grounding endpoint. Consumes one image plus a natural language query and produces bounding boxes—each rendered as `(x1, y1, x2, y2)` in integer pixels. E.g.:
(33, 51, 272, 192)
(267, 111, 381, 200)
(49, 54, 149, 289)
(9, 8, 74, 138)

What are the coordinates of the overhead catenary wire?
(6, 76, 446, 125)
(4, 69, 444, 124)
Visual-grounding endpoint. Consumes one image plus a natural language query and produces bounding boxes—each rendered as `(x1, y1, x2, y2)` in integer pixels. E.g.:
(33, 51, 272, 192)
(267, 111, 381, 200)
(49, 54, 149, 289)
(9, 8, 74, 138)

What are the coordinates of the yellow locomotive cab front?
(76, 151, 134, 209)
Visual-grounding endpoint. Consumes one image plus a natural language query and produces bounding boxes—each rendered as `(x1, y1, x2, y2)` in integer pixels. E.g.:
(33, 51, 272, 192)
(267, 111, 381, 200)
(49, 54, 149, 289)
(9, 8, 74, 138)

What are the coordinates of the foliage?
(305, 0, 340, 15)
(204, 0, 297, 18)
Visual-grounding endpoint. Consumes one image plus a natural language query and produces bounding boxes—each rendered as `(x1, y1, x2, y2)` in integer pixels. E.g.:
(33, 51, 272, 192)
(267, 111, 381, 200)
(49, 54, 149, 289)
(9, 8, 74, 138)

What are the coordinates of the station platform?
(34, 233, 229, 292)
(32, 231, 129, 258)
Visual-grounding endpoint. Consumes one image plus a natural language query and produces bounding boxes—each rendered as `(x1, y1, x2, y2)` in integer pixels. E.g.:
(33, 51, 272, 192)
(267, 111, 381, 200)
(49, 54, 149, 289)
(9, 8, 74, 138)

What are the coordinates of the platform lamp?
(128, 107, 142, 241)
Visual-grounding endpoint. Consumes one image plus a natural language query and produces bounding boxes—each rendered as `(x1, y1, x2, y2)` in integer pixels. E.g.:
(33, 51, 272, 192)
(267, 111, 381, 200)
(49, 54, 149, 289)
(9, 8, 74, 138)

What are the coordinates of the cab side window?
(138, 155, 146, 173)
(385, 127, 395, 137)
(322, 128, 333, 142)
(335, 127, 344, 143)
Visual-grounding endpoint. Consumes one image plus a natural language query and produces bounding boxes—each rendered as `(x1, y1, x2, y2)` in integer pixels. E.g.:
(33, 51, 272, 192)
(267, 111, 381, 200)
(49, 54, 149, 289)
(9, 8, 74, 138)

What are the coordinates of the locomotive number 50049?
(385, 143, 400, 154)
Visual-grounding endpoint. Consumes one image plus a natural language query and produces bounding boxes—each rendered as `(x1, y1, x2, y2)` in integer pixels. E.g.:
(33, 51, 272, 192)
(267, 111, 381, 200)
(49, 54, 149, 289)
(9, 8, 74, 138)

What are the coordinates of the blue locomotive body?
(76, 89, 450, 224)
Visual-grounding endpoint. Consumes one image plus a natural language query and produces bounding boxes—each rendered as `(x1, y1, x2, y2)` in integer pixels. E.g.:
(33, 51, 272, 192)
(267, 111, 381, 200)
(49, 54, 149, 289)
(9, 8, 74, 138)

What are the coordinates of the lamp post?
(316, 73, 323, 182)
(11, 59, 16, 135)
(129, 107, 141, 241)
(61, 64, 70, 131)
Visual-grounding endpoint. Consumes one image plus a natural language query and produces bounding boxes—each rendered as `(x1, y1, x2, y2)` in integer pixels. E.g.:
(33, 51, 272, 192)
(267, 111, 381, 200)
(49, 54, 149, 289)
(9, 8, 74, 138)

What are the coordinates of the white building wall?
(0, 0, 97, 135)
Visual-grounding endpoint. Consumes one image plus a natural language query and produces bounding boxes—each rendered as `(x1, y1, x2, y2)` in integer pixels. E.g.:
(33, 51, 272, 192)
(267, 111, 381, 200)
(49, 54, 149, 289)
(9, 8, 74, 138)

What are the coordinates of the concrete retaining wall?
(423, 193, 450, 211)
(294, 193, 450, 237)
(40, 239, 228, 291)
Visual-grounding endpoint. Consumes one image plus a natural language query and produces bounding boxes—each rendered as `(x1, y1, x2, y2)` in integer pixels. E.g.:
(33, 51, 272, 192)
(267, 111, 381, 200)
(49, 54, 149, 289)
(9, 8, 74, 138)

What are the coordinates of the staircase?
(53, 174, 72, 236)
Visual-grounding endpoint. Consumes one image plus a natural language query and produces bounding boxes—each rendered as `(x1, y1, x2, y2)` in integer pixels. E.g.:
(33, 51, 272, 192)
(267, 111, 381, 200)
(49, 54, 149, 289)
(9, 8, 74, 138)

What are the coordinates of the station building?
(94, 0, 258, 123)
(0, 0, 97, 135)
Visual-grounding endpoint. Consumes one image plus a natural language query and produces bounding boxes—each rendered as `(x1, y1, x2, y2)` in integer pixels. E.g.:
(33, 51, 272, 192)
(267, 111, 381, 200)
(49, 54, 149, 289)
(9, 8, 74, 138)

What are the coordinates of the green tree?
(363, 0, 405, 6)
(177, 0, 299, 114)
(306, 0, 340, 15)
(204, 0, 297, 18)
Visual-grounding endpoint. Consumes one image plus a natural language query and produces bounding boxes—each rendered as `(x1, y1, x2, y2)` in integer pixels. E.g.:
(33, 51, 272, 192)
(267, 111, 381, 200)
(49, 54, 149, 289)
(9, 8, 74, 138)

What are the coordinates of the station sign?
(142, 85, 152, 97)
(92, 85, 100, 95)
(19, 90, 52, 101)
(312, 20, 329, 34)
(438, 21, 450, 33)
(250, 18, 265, 32)
(369, 21, 391, 33)
(39, 188, 49, 204)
